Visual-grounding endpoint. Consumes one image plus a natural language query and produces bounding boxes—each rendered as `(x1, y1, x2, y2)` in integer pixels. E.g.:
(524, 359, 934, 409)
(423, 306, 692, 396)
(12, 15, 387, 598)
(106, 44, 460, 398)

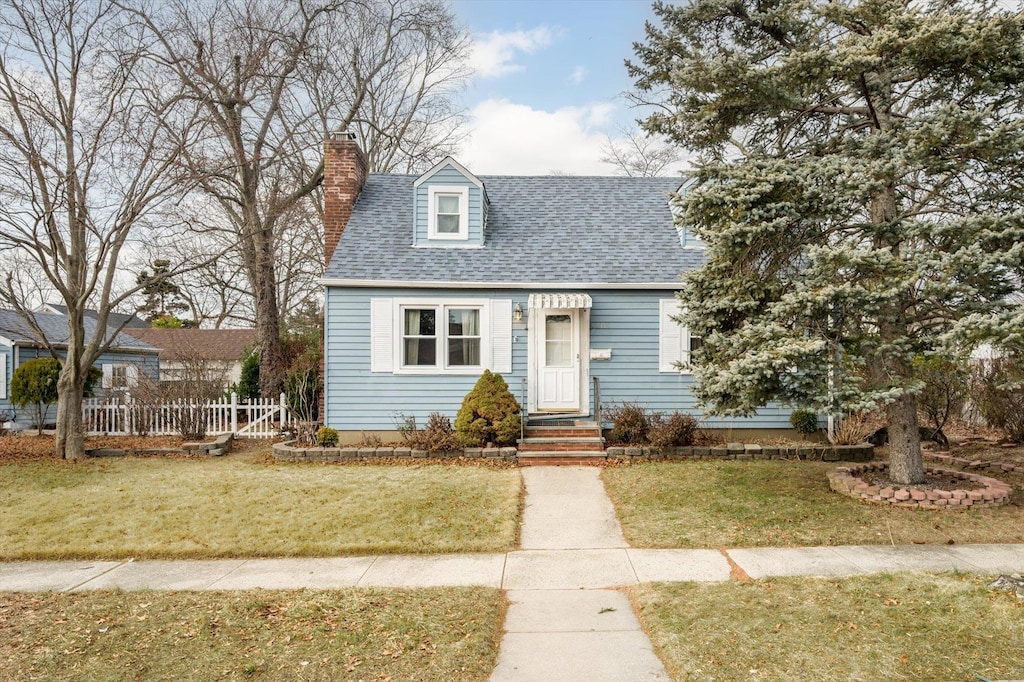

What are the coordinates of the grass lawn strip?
(0, 587, 504, 681)
(602, 460, 1024, 548)
(0, 458, 522, 560)
(632, 573, 1024, 682)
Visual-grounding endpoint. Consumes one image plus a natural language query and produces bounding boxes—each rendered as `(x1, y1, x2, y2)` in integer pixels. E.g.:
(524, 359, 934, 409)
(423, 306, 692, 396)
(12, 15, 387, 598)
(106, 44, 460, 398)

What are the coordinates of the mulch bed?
(858, 470, 985, 492)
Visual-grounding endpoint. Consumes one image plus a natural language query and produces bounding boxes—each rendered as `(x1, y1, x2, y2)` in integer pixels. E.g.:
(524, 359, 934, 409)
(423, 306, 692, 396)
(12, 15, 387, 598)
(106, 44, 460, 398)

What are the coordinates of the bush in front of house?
(790, 409, 820, 435)
(455, 370, 522, 447)
(605, 402, 650, 445)
(395, 411, 462, 452)
(648, 411, 699, 447)
(10, 359, 102, 435)
(316, 427, 339, 447)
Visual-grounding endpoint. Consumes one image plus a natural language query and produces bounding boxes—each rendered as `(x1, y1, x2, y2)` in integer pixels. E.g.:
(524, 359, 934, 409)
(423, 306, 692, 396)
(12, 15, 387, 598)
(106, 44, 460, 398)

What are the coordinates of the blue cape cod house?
(0, 308, 159, 426)
(321, 133, 794, 443)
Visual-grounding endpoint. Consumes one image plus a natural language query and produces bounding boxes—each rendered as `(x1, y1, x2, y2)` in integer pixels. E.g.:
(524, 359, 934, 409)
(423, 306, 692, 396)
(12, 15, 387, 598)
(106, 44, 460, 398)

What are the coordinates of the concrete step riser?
(524, 429, 601, 438)
(518, 443, 606, 452)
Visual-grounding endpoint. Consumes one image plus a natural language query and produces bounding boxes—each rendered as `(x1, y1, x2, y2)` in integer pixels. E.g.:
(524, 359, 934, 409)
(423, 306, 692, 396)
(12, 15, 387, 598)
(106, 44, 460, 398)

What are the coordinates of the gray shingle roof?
(324, 175, 705, 284)
(0, 309, 157, 352)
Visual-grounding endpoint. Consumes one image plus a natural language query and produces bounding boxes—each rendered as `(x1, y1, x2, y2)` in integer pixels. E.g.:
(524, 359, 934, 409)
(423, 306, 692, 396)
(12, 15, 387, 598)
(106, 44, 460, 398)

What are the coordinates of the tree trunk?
(253, 241, 285, 399)
(886, 393, 925, 484)
(55, 370, 87, 460)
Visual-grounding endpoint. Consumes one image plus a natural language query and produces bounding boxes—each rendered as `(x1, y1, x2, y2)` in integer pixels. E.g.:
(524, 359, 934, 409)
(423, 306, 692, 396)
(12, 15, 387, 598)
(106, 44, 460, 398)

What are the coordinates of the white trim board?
(322, 278, 685, 290)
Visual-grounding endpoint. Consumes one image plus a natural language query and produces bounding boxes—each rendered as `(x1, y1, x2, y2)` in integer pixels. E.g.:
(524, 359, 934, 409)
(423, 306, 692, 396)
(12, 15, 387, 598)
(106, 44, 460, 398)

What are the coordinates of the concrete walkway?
(2, 466, 1024, 679)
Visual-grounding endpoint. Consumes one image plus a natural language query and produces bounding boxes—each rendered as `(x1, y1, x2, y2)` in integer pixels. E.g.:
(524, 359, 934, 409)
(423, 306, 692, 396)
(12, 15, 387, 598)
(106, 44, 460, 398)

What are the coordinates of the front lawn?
(602, 460, 1024, 548)
(0, 587, 504, 681)
(632, 573, 1024, 682)
(0, 454, 522, 559)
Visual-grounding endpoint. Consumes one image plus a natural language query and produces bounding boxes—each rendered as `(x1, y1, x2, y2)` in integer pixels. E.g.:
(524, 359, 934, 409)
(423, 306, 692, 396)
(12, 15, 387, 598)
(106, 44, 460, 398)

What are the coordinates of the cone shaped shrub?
(454, 370, 521, 447)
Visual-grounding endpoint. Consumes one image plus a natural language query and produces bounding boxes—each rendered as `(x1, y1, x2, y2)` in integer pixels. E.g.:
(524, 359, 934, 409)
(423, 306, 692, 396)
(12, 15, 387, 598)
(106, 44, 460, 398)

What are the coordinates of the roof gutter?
(319, 278, 685, 290)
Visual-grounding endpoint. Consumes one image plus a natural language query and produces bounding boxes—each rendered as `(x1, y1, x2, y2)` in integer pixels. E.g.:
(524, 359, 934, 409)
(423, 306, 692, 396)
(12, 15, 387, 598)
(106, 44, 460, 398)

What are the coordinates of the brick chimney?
(323, 132, 369, 267)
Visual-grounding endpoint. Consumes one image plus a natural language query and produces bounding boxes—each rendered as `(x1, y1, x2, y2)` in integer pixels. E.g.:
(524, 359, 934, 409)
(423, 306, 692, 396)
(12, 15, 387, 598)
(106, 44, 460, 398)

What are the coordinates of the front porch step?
(517, 437, 605, 452)
(516, 451, 607, 466)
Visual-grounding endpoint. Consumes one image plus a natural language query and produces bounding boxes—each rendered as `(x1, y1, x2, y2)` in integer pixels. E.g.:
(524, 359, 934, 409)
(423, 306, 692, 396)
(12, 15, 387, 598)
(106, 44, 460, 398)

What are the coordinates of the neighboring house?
(320, 133, 796, 441)
(0, 308, 160, 420)
(123, 328, 256, 385)
(37, 303, 148, 330)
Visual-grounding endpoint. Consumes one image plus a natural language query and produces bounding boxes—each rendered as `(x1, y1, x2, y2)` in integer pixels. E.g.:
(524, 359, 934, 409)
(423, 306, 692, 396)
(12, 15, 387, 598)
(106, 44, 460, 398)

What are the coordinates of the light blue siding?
(15, 346, 160, 400)
(587, 291, 790, 428)
(325, 286, 793, 431)
(0, 343, 13, 417)
(325, 287, 526, 430)
(413, 164, 485, 246)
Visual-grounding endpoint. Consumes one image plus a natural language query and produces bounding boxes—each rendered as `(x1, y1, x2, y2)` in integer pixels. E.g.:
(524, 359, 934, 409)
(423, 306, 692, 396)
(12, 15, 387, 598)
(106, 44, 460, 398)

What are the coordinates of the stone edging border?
(271, 441, 517, 462)
(605, 442, 873, 462)
(924, 451, 1024, 475)
(272, 440, 874, 464)
(828, 462, 1014, 509)
(86, 433, 234, 458)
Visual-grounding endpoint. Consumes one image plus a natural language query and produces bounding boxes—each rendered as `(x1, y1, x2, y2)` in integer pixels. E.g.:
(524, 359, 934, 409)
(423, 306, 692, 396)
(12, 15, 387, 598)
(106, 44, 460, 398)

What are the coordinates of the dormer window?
(428, 185, 469, 240)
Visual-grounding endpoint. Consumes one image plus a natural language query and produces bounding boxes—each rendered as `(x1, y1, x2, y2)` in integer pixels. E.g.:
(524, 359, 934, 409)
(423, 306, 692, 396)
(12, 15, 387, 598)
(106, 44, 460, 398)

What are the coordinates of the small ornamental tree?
(10, 358, 61, 435)
(455, 370, 522, 447)
(630, 0, 1024, 485)
(237, 349, 261, 401)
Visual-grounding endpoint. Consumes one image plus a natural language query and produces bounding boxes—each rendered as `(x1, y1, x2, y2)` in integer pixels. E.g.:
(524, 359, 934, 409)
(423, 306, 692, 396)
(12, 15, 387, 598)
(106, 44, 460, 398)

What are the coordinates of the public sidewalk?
(2, 466, 1024, 682)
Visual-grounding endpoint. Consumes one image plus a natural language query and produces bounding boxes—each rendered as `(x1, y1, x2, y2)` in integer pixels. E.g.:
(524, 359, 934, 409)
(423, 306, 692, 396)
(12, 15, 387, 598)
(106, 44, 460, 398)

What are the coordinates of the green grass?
(632, 573, 1024, 681)
(0, 587, 505, 681)
(0, 457, 522, 559)
(602, 460, 1024, 547)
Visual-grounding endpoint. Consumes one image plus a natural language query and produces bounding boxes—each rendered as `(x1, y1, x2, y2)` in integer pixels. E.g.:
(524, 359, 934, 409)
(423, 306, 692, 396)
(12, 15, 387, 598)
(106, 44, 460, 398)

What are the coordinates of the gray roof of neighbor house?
(42, 304, 148, 329)
(324, 175, 704, 285)
(0, 309, 157, 352)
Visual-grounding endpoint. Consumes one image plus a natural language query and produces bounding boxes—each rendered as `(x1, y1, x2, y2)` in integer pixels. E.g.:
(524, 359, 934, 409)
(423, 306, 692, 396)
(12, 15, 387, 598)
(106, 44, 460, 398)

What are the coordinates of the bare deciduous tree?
(599, 126, 683, 177)
(0, 0, 203, 459)
(126, 0, 470, 395)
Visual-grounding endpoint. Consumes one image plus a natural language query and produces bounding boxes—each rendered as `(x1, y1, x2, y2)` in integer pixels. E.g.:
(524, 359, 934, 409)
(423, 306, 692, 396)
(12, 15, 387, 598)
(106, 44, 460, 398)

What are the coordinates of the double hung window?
(401, 304, 482, 370)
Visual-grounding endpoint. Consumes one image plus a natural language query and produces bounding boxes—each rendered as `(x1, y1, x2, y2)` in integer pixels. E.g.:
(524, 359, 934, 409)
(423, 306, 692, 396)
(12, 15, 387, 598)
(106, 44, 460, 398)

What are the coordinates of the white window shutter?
(370, 298, 394, 373)
(659, 299, 684, 372)
(0, 354, 7, 400)
(101, 363, 113, 388)
(490, 299, 513, 374)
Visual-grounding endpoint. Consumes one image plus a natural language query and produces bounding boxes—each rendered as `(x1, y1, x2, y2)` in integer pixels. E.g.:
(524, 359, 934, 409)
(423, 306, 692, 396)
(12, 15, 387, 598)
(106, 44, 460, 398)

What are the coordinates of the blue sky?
(451, 0, 679, 175)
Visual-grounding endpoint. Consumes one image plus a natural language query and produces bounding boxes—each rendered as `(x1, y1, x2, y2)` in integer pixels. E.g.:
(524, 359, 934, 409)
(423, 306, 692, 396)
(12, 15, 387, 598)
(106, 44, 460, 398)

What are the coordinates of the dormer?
(671, 179, 705, 249)
(412, 156, 488, 247)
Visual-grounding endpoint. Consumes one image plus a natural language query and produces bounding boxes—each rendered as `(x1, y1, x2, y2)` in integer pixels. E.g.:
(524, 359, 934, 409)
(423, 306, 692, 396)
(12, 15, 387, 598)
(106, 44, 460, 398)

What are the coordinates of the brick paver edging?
(924, 451, 1024, 475)
(828, 462, 1014, 509)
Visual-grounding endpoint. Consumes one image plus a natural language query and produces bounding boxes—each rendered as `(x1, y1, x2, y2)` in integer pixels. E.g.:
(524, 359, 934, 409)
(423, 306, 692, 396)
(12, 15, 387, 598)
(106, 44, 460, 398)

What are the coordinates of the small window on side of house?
(427, 186, 469, 240)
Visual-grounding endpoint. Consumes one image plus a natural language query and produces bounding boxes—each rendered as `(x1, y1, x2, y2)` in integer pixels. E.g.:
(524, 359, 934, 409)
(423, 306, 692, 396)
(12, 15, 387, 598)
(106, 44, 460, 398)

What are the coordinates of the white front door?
(537, 310, 580, 411)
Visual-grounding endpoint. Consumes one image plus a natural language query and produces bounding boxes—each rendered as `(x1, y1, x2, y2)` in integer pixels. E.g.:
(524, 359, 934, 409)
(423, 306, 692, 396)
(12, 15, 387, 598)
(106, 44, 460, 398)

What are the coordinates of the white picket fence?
(82, 393, 292, 438)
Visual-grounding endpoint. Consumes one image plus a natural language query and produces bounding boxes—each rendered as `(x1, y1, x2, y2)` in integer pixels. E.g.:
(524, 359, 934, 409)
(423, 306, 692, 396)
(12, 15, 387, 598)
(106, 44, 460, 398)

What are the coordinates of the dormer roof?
(413, 156, 485, 191)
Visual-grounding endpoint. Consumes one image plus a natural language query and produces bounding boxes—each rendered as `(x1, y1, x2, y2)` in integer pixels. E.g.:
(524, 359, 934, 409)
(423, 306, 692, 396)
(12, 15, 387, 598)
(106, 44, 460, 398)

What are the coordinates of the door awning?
(528, 293, 593, 310)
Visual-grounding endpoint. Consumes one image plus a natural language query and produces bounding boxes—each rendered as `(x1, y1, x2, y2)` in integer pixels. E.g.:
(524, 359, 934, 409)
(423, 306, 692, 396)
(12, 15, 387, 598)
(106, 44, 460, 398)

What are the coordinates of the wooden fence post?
(231, 392, 238, 434)
(280, 392, 287, 430)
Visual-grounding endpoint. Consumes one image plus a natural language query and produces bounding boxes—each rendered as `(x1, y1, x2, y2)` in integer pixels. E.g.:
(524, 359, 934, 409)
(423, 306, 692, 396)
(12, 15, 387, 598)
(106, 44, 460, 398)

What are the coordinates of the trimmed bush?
(315, 427, 339, 447)
(10, 358, 61, 434)
(790, 409, 819, 435)
(605, 402, 650, 445)
(454, 370, 521, 447)
(395, 411, 462, 452)
(649, 411, 699, 447)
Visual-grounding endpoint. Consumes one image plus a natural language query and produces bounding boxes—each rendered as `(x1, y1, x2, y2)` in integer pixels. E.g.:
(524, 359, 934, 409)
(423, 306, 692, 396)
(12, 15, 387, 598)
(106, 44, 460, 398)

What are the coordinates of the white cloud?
(459, 98, 620, 175)
(469, 27, 558, 79)
(569, 65, 587, 85)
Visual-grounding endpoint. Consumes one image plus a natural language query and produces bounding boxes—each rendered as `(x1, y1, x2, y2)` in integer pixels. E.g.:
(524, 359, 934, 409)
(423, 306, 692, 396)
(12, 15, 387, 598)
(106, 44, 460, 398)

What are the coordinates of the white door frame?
(527, 306, 590, 415)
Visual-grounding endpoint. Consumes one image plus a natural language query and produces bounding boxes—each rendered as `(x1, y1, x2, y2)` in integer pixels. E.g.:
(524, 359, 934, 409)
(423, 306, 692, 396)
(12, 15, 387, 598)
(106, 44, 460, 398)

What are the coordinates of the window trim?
(427, 185, 469, 240)
(393, 298, 490, 375)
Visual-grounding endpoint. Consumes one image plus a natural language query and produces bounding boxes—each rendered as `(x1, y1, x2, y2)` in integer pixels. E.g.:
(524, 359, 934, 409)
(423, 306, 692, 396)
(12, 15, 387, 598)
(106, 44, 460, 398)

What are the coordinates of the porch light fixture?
(513, 302, 524, 322)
